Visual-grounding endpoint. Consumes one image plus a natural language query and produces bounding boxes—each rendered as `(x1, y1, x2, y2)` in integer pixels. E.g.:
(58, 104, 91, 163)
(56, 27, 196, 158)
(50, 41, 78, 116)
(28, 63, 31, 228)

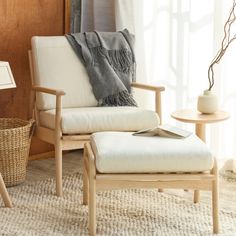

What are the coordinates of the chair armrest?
(32, 86, 66, 96)
(131, 82, 165, 92)
(32, 86, 64, 137)
(131, 82, 165, 124)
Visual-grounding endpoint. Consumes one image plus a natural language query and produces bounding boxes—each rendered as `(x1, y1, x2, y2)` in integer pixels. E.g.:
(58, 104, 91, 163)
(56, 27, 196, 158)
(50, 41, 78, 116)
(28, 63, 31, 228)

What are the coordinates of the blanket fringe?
(99, 90, 137, 107)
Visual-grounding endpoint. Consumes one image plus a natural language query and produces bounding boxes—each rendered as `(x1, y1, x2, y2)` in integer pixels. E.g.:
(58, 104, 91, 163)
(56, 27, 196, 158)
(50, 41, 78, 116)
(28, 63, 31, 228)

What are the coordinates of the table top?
(171, 109, 230, 124)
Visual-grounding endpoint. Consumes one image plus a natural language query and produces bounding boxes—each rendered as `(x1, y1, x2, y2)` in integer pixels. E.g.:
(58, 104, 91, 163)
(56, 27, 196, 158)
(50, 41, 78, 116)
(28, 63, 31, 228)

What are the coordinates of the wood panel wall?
(0, 0, 66, 157)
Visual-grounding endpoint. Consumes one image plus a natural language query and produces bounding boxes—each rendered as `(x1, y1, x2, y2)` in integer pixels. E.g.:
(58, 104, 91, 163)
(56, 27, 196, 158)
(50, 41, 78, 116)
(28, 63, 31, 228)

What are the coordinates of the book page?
(132, 128, 157, 136)
(133, 124, 192, 138)
(159, 124, 192, 138)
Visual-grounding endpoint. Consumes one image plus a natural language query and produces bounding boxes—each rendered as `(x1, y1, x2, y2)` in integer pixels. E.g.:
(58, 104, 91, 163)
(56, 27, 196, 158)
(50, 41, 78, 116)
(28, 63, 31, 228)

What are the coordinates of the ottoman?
(83, 131, 219, 236)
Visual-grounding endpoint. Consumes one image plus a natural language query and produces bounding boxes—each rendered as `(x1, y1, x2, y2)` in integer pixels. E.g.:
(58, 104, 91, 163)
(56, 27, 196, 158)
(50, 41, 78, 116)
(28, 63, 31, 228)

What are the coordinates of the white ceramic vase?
(197, 90, 218, 114)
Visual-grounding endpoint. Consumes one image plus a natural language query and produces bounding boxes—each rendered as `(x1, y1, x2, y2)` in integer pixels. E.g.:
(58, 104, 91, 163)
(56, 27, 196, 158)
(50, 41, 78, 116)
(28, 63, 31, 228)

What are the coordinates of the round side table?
(171, 109, 230, 142)
(171, 109, 230, 203)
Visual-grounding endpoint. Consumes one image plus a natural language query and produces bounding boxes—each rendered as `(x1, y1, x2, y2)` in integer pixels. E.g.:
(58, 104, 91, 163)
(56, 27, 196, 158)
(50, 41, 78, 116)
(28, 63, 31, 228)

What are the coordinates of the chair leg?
(194, 190, 200, 203)
(212, 162, 219, 234)
(0, 173, 13, 208)
(83, 151, 89, 205)
(55, 142, 63, 197)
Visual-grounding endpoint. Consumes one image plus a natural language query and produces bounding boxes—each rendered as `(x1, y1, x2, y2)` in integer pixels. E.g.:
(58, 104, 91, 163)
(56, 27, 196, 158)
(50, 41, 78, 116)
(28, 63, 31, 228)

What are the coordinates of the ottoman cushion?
(91, 131, 213, 173)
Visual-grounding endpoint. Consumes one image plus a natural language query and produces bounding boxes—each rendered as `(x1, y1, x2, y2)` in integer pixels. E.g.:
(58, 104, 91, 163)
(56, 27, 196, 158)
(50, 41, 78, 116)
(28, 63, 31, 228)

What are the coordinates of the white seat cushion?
(91, 132, 213, 173)
(40, 107, 159, 134)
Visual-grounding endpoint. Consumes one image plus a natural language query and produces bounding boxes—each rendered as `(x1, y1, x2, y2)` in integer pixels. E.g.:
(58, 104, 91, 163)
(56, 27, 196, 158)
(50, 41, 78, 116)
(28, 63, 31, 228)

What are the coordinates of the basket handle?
(29, 119, 36, 139)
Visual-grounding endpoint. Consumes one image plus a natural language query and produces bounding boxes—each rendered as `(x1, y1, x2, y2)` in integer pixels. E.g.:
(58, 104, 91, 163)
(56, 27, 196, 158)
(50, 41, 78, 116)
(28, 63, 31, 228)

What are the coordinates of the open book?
(133, 124, 192, 139)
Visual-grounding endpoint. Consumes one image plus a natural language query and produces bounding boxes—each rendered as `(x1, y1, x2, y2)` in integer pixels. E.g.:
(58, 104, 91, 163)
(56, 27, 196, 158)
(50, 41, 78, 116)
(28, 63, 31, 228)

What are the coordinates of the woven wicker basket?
(0, 118, 35, 187)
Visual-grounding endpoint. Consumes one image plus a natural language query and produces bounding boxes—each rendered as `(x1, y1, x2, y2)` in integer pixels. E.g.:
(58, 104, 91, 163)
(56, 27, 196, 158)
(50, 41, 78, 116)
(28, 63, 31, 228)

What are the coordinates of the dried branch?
(208, 0, 236, 90)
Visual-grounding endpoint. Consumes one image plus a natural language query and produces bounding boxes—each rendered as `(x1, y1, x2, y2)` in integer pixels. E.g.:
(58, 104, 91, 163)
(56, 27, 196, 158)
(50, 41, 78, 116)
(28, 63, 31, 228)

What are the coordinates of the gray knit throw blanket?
(66, 29, 137, 106)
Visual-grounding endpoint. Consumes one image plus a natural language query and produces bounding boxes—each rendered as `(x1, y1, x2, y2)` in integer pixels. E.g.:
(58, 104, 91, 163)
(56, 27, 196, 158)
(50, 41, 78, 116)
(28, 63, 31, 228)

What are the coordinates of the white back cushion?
(31, 36, 97, 110)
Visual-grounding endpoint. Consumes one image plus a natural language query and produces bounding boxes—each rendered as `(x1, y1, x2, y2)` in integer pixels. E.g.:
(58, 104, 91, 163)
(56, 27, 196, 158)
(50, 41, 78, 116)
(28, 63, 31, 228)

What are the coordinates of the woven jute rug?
(1, 170, 236, 236)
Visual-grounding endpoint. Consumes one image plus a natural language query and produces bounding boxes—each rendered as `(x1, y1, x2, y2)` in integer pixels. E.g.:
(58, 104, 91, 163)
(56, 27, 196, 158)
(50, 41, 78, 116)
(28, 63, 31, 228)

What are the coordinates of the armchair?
(28, 36, 165, 197)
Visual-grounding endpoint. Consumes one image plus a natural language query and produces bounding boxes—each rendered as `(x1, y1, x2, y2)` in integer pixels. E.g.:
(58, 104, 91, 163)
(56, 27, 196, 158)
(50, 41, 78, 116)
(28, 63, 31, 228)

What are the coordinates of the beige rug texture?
(1, 151, 236, 236)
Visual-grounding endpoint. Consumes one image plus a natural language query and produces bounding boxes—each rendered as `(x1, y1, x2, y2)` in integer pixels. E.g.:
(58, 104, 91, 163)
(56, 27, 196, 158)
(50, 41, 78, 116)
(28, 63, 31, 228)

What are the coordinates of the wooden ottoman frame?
(83, 142, 219, 236)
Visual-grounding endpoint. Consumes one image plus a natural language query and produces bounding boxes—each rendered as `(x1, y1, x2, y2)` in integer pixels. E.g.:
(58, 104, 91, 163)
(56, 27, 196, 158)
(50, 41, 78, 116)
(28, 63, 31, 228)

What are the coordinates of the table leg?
(0, 173, 13, 208)
(195, 123, 206, 142)
(194, 123, 206, 203)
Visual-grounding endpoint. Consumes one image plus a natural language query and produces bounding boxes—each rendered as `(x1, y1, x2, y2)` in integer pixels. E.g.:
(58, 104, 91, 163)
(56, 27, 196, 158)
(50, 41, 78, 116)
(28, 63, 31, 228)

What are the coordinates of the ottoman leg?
(89, 169, 96, 236)
(0, 173, 13, 208)
(86, 143, 97, 236)
(212, 160, 219, 234)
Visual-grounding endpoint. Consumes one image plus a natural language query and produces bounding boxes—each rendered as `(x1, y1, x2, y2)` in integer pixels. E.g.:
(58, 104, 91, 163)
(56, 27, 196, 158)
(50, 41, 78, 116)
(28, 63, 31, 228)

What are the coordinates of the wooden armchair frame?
(83, 142, 219, 236)
(29, 49, 165, 197)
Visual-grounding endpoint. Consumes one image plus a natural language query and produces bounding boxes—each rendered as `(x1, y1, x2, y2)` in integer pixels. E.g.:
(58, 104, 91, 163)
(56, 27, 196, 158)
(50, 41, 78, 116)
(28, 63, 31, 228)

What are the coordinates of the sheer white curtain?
(115, 0, 236, 172)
